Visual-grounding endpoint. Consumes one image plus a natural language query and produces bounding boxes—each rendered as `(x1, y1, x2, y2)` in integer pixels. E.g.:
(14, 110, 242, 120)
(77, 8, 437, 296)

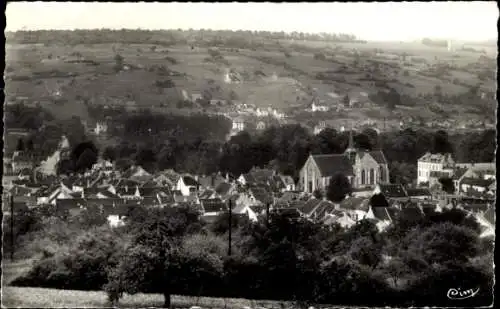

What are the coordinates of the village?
(4, 131, 495, 238)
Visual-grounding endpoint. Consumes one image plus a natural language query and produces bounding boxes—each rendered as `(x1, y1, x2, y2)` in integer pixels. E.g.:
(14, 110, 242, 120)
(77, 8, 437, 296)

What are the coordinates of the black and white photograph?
(2, 2, 497, 308)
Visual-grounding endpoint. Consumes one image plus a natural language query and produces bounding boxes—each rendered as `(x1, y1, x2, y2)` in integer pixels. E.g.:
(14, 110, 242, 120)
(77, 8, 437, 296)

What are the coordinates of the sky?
(5, 2, 498, 42)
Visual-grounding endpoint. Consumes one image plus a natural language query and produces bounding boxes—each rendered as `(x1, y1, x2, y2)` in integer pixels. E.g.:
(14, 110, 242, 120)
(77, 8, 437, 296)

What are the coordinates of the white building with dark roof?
(417, 152, 455, 185)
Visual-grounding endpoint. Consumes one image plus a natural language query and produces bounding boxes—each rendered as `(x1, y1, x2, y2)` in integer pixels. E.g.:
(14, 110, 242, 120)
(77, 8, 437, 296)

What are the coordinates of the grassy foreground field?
(1, 259, 292, 308)
(1, 287, 296, 308)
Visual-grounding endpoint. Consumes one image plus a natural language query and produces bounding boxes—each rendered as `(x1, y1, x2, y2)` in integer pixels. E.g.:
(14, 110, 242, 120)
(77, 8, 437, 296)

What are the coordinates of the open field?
(0, 259, 289, 308)
(1, 286, 298, 309)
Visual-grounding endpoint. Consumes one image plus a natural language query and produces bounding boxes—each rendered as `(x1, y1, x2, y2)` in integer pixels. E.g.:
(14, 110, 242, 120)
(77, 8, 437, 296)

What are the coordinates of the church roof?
(368, 150, 388, 165)
(311, 154, 354, 177)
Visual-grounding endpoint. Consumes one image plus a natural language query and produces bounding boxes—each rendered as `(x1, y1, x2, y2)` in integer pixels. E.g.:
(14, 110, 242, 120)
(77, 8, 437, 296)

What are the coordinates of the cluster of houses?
(5, 133, 494, 239)
(308, 90, 373, 113)
(417, 152, 496, 199)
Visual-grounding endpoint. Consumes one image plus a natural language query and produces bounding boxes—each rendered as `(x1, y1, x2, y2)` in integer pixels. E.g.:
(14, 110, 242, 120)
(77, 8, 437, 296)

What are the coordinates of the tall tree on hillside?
(326, 173, 352, 203)
(386, 88, 401, 111)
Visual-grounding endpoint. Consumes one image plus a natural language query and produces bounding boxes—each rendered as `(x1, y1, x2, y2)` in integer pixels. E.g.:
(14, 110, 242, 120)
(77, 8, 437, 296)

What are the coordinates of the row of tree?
(97, 122, 494, 187)
(7, 29, 362, 46)
(10, 204, 494, 308)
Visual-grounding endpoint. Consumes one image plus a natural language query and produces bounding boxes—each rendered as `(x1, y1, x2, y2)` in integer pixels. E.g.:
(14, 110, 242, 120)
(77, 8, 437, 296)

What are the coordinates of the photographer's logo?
(447, 287, 480, 300)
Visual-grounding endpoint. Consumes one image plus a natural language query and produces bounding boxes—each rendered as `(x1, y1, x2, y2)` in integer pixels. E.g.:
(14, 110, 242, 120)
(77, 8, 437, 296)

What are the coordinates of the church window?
(380, 167, 384, 181)
(370, 169, 375, 184)
(361, 170, 365, 185)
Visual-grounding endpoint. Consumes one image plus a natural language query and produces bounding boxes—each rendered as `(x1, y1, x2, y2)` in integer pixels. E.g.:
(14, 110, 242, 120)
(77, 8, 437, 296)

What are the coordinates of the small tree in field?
(113, 54, 124, 72)
(104, 206, 204, 308)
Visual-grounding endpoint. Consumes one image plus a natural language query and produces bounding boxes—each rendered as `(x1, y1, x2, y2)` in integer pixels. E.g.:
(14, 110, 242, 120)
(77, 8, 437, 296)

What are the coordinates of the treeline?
(6, 29, 363, 47)
(5, 104, 90, 159)
(10, 204, 494, 307)
(9, 104, 495, 183)
(99, 111, 495, 186)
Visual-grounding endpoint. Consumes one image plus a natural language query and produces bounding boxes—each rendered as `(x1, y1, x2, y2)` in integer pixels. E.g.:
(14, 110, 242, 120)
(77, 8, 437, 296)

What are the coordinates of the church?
(299, 133, 390, 193)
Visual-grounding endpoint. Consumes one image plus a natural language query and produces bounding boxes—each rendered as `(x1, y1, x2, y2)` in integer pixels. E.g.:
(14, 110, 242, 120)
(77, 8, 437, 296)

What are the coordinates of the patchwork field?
(5, 37, 496, 127)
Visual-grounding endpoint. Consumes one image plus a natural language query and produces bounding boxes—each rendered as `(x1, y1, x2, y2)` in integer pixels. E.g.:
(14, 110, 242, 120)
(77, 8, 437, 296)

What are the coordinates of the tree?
(313, 52, 326, 61)
(386, 88, 401, 111)
(434, 84, 442, 97)
(114, 53, 124, 72)
(105, 206, 204, 307)
(326, 173, 352, 203)
(16, 138, 25, 151)
(102, 146, 117, 162)
(438, 177, 455, 194)
(313, 189, 323, 199)
(354, 133, 373, 151)
(343, 94, 350, 108)
(432, 130, 453, 154)
(25, 138, 34, 151)
(76, 148, 98, 172)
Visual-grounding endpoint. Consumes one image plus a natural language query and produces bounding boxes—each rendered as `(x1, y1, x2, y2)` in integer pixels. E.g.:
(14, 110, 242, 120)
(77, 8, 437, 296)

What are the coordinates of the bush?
(12, 227, 126, 291)
(313, 52, 326, 61)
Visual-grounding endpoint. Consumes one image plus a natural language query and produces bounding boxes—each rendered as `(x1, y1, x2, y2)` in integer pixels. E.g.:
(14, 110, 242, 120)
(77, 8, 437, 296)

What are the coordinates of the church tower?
(344, 128, 357, 164)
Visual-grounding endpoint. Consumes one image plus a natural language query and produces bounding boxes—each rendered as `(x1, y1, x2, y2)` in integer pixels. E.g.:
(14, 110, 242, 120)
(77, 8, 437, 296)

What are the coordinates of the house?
(256, 121, 266, 131)
(366, 188, 397, 231)
(460, 178, 495, 195)
(417, 152, 454, 185)
(197, 173, 226, 189)
(339, 197, 370, 222)
(299, 198, 322, 217)
(377, 184, 408, 203)
(40, 183, 75, 205)
(199, 189, 217, 200)
(313, 121, 328, 135)
(405, 188, 432, 201)
(116, 185, 142, 199)
(249, 186, 274, 205)
(173, 191, 199, 205)
(200, 198, 227, 217)
(231, 116, 245, 134)
(238, 173, 256, 186)
(232, 203, 259, 222)
(309, 200, 338, 221)
(176, 176, 200, 196)
(191, 93, 203, 102)
(454, 163, 496, 194)
(299, 133, 389, 193)
(214, 182, 235, 200)
(126, 166, 153, 183)
(279, 175, 296, 191)
(17, 168, 32, 181)
(249, 167, 276, 184)
(11, 151, 34, 173)
(271, 207, 303, 220)
(94, 121, 108, 135)
(323, 211, 356, 228)
(475, 206, 495, 238)
(311, 97, 330, 112)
